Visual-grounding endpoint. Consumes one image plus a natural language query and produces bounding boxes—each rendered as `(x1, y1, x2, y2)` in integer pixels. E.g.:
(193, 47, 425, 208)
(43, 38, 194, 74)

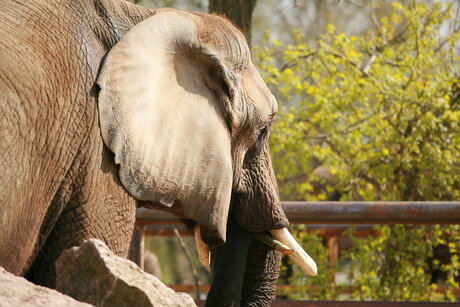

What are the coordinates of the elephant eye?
(257, 115, 275, 142)
(258, 125, 268, 139)
(221, 79, 232, 99)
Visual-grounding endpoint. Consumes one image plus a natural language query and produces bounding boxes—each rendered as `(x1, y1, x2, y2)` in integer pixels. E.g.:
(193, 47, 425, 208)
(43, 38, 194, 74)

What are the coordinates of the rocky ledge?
(0, 238, 196, 307)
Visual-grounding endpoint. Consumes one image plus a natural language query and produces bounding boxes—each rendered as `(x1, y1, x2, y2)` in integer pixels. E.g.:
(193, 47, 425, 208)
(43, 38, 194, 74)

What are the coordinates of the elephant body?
(0, 0, 154, 284)
(0, 0, 315, 305)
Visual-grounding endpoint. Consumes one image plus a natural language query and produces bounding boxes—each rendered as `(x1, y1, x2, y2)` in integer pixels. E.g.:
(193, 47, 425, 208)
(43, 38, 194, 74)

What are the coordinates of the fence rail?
(136, 201, 460, 225)
(133, 202, 460, 306)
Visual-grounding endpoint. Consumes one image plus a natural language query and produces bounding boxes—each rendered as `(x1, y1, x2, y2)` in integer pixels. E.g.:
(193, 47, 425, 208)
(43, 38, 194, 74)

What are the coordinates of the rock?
(0, 267, 92, 307)
(55, 238, 196, 307)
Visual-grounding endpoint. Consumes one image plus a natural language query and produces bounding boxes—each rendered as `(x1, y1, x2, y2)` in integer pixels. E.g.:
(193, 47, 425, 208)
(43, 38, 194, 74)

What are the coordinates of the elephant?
(0, 0, 316, 305)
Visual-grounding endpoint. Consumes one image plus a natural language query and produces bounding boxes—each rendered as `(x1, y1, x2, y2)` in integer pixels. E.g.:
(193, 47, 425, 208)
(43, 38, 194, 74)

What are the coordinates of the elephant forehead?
(243, 65, 278, 118)
(192, 12, 251, 72)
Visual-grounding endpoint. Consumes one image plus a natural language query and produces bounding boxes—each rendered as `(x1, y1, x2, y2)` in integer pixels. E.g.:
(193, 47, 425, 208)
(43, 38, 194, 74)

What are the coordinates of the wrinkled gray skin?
(0, 0, 288, 305)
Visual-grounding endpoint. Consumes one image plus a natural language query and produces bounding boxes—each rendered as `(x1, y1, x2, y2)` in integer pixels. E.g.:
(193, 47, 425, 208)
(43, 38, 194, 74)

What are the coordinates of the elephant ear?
(97, 11, 235, 244)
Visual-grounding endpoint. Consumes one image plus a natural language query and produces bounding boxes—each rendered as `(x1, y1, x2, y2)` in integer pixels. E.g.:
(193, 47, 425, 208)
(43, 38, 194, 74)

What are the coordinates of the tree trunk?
(208, 0, 257, 44)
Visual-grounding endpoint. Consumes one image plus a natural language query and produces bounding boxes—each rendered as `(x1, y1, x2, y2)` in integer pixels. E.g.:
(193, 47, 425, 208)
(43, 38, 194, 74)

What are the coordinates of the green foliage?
(278, 225, 460, 301)
(253, 1, 460, 301)
(145, 236, 210, 287)
(254, 1, 460, 201)
(345, 225, 460, 301)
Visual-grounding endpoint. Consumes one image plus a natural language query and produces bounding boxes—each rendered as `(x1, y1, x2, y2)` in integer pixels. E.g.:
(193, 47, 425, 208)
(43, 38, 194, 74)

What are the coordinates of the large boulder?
(55, 238, 196, 307)
(0, 267, 92, 307)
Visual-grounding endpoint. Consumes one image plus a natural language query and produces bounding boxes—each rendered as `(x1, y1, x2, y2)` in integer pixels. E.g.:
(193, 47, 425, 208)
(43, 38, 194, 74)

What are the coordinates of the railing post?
(327, 235, 339, 285)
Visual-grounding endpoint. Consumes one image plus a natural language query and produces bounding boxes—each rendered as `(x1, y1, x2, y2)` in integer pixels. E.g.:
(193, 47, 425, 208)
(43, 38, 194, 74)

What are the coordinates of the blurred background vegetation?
(130, 0, 460, 302)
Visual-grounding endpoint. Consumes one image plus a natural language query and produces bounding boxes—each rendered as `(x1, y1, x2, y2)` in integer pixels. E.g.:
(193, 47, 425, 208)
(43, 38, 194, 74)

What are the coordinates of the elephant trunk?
(234, 143, 288, 233)
(241, 238, 282, 306)
(205, 217, 252, 307)
(206, 221, 283, 306)
(231, 141, 317, 276)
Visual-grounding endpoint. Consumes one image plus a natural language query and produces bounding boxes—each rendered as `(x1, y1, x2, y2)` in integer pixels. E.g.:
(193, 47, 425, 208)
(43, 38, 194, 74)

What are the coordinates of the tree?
(209, 0, 257, 42)
(255, 1, 460, 202)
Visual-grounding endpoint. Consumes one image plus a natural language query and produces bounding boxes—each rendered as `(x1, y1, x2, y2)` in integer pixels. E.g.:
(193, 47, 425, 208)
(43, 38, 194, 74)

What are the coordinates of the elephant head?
(97, 9, 316, 304)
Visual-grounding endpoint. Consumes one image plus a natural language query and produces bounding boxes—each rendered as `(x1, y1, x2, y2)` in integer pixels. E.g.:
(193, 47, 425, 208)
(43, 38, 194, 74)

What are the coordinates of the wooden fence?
(133, 202, 460, 306)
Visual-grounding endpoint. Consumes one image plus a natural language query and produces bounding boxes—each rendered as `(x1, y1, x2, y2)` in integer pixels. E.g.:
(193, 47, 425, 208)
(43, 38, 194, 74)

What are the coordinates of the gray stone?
(56, 238, 196, 307)
(0, 267, 93, 307)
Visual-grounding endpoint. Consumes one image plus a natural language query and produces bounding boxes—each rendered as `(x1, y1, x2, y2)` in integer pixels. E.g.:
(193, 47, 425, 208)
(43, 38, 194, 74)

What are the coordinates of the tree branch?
(280, 52, 316, 72)
(173, 228, 201, 299)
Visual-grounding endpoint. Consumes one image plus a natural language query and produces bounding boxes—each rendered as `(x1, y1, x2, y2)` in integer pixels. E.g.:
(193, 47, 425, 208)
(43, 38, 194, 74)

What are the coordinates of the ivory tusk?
(270, 228, 318, 276)
(254, 232, 294, 255)
(194, 225, 210, 267)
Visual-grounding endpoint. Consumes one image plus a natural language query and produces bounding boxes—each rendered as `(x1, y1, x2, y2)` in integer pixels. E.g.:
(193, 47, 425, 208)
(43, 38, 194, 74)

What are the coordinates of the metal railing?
(133, 202, 460, 306)
(136, 201, 460, 225)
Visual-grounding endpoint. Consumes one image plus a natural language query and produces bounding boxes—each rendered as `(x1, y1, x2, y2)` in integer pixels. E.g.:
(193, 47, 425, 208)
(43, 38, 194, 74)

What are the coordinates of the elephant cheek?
(241, 238, 282, 306)
(234, 148, 288, 232)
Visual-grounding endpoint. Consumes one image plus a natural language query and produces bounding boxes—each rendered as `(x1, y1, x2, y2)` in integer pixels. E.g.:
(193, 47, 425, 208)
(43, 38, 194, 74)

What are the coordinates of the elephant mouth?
(193, 224, 318, 276)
